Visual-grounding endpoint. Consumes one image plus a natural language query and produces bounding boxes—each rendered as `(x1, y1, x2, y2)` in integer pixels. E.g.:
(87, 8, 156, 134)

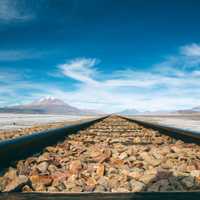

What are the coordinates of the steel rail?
(0, 115, 108, 171)
(0, 191, 200, 200)
(120, 115, 200, 145)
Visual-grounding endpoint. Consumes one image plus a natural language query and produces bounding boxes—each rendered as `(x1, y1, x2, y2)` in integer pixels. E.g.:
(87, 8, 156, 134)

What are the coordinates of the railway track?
(0, 115, 200, 199)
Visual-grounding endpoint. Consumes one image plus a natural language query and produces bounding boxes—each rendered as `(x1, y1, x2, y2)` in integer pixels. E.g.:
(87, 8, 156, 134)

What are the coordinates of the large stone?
(30, 175, 52, 191)
(3, 175, 28, 192)
(147, 179, 170, 192)
(85, 177, 97, 191)
(190, 170, 200, 177)
(128, 169, 144, 180)
(37, 162, 49, 173)
(140, 152, 161, 166)
(139, 174, 156, 184)
(96, 164, 105, 177)
(69, 160, 82, 174)
(129, 179, 145, 192)
(119, 152, 128, 160)
(181, 176, 194, 189)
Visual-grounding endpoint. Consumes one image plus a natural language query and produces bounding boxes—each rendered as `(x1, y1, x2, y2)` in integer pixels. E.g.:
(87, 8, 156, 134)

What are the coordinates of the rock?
(70, 186, 83, 192)
(151, 149, 163, 160)
(89, 147, 102, 158)
(190, 170, 200, 177)
(85, 177, 97, 191)
(129, 179, 145, 192)
(128, 156, 137, 162)
(181, 176, 194, 189)
(139, 174, 155, 184)
(4, 167, 17, 179)
(161, 160, 174, 169)
(107, 175, 119, 188)
(134, 137, 141, 143)
(37, 162, 49, 173)
(69, 160, 82, 174)
(171, 146, 182, 153)
(1, 116, 200, 192)
(46, 146, 56, 153)
(147, 179, 170, 192)
(112, 187, 130, 192)
(129, 171, 143, 180)
(99, 149, 112, 163)
(168, 176, 184, 191)
(0, 177, 4, 191)
(22, 185, 33, 192)
(37, 153, 50, 163)
(47, 186, 59, 192)
(48, 164, 58, 174)
(96, 164, 105, 177)
(119, 152, 128, 160)
(154, 137, 164, 144)
(97, 176, 109, 189)
(107, 167, 118, 174)
(160, 146, 171, 155)
(155, 170, 173, 180)
(30, 175, 52, 190)
(94, 184, 106, 192)
(140, 152, 161, 166)
(52, 171, 69, 181)
(110, 158, 124, 167)
(3, 175, 28, 192)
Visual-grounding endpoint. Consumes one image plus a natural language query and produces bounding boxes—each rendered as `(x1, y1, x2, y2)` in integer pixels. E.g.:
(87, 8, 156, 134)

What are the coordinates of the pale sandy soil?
(0, 113, 94, 131)
(130, 115, 200, 132)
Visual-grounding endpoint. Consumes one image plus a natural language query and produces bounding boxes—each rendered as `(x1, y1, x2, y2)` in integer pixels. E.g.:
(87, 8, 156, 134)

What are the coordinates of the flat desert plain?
(0, 113, 93, 131)
(131, 114, 200, 132)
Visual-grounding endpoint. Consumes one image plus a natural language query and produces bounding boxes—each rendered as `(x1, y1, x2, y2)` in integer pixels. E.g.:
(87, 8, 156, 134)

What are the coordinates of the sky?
(0, 0, 200, 112)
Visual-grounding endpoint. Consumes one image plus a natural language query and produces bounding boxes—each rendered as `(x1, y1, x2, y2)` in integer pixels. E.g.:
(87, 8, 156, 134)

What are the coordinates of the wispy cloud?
(59, 58, 99, 84)
(156, 43, 200, 70)
(181, 43, 200, 57)
(0, 0, 34, 22)
(1, 43, 200, 112)
(54, 52, 200, 112)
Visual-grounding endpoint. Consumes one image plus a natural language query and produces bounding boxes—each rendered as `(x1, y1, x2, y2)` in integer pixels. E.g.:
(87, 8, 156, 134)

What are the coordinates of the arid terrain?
(0, 114, 94, 141)
(0, 116, 199, 192)
(131, 114, 200, 132)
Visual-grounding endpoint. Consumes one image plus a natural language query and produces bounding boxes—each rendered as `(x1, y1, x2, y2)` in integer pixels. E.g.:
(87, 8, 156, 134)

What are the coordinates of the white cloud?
(181, 43, 200, 57)
(59, 58, 99, 84)
(0, 0, 34, 22)
(155, 43, 200, 70)
(1, 43, 200, 112)
(54, 55, 200, 112)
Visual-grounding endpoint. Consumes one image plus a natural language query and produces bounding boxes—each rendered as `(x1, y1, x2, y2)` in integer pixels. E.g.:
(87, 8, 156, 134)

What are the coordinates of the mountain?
(0, 97, 100, 115)
(191, 106, 200, 112)
(118, 106, 200, 116)
(118, 108, 139, 115)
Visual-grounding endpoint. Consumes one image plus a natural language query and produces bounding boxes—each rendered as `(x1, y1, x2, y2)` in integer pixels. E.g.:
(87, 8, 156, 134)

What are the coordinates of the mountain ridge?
(0, 97, 100, 115)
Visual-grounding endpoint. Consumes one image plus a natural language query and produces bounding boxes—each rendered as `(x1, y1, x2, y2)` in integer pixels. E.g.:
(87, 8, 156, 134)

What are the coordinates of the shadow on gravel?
(144, 169, 200, 192)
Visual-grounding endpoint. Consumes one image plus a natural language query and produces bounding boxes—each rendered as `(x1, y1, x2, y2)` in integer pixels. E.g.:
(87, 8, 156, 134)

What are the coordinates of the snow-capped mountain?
(31, 97, 66, 106)
(0, 97, 100, 115)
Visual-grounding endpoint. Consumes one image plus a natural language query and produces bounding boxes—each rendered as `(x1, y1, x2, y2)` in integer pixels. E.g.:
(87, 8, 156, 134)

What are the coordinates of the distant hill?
(191, 106, 200, 112)
(118, 106, 200, 116)
(118, 108, 139, 115)
(0, 97, 100, 115)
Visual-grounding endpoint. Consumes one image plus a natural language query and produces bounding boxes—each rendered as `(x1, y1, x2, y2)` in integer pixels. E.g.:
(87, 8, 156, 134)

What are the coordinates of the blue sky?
(0, 0, 200, 112)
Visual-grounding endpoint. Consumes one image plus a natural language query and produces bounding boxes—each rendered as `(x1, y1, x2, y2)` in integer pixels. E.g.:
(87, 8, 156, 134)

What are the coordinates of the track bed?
(0, 116, 200, 193)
